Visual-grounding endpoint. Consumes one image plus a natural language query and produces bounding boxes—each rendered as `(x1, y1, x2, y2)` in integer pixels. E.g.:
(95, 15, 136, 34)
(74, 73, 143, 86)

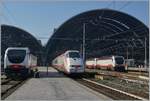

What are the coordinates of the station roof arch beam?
(45, 9, 149, 65)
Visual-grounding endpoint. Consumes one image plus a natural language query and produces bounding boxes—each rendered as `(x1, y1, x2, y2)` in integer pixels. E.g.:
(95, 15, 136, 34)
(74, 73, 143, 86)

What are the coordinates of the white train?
(125, 59, 135, 67)
(4, 47, 38, 78)
(86, 56, 125, 71)
(52, 50, 84, 74)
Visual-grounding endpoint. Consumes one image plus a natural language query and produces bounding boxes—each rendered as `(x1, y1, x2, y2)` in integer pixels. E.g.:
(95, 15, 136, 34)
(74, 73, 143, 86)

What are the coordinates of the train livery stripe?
(86, 65, 95, 68)
(53, 64, 69, 74)
(86, 64, 113, 67)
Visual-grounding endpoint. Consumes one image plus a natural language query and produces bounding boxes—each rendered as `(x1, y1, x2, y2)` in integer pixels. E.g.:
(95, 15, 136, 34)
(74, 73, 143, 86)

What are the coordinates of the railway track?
(80, 71, 149, 99)
(85, 69, 149, 79)
(1, 79, 12, 85)
(1, 78, 28, 100)
(74, 78, 148, 100)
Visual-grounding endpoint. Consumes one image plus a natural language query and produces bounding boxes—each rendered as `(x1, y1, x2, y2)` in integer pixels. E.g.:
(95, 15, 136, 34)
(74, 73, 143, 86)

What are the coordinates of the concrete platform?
(5, 67, 111, 100)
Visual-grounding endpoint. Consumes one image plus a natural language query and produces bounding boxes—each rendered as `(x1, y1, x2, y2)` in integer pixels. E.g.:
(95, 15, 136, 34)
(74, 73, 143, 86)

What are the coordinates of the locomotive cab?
(114, 56, 125, 71)
(65, 51, 84, 74)
(4, 47, 37, 79)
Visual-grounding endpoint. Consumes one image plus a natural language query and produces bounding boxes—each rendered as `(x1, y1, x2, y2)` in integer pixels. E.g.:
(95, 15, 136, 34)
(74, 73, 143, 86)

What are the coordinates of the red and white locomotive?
(52, 50, 84, 74)
(4, 47, 38, 78)
(86, 56, 125, 71)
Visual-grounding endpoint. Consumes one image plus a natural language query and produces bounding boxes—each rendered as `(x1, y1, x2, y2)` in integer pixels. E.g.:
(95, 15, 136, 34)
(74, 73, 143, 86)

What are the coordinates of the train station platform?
(5, 67, 111, 100)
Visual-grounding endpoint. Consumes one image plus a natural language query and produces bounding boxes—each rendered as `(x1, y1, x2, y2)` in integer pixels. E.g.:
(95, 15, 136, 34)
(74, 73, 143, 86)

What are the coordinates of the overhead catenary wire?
(0, 2, 12, 24)
(1, 1, 19, 26)
(38, 36, 147, 42)
(118, 1, 132, 11)
(106, 1, 115, 9)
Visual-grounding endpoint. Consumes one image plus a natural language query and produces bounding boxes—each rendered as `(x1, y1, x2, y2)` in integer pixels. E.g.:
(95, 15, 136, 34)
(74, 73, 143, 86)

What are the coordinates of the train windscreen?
(115, 57, 124, 64)
(68, 52, 80, 58)
(7, 50, 26, 63)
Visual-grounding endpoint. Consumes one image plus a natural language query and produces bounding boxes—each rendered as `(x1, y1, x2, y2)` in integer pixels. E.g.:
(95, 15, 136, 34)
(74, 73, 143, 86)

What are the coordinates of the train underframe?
(4, 67, 39, 79)
(114, 66, 126, 72)
(86, 66, 126, 72)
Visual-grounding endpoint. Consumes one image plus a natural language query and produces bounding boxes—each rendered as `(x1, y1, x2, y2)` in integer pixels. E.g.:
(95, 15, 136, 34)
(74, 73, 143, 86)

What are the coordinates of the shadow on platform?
(39, 71, 65, 78)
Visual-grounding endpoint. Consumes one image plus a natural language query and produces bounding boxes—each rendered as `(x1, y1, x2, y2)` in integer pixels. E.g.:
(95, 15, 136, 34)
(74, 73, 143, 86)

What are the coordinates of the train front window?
(68, 52, 80, 58)
(115, 57, 124, 64)
(7, 50, 26, 63)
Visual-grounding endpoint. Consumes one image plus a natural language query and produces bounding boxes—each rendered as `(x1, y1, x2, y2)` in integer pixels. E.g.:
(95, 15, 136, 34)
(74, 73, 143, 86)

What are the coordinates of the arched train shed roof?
(1, 25, 43, 65)
(46, 9, 149, 64)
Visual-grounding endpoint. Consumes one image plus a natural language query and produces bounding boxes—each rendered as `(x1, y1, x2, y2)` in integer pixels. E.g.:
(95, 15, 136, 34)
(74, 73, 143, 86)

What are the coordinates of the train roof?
(6, 47, 29, 50)
(5, 47, 30, 53)
(6, 47, 30, 51)
(65, 50, 80, 53)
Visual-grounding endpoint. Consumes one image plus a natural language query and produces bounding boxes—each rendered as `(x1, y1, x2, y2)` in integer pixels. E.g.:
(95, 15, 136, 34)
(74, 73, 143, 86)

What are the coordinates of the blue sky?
(1, 0, 149, 45)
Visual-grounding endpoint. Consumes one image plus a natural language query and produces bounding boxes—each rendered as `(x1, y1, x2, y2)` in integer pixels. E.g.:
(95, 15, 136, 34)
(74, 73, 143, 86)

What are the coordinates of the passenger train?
(4, 47, 38, 78)
(52, 50, 84, 74)
(86, 56, 125, 72)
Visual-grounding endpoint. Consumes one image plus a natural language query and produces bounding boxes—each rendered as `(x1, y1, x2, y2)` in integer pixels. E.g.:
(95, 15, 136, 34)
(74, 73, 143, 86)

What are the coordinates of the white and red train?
(86, 56, 125, 71)
(52, 50, 84, 74)
(4, 47, 38, 78)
